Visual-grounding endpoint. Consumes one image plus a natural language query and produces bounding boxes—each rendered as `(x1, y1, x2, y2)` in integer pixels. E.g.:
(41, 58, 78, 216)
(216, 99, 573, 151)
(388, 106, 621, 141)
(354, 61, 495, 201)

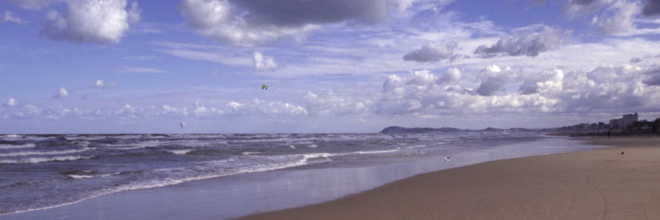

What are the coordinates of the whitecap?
(167, 149, 192, 155)
(0, 147, 94, 157)
(0, 155, 96, 164)
(68, 174, 94, 179)
(0, 143, 36, 149)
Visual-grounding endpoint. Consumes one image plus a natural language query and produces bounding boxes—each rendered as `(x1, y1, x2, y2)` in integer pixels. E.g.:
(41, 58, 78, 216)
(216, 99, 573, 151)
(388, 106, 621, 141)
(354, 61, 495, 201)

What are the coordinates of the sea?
(0, 132, 606, 218)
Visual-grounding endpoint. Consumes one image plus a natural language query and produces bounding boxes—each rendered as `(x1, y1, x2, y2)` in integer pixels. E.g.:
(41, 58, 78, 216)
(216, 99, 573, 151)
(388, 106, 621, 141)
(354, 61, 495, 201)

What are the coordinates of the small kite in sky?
(262, 84, 268, 90)
(179, 122, 184, 130)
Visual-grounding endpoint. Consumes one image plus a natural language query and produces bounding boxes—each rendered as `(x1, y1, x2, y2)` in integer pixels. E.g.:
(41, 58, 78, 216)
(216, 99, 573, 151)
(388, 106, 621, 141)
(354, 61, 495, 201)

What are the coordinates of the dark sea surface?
(0, 132, 604, 216)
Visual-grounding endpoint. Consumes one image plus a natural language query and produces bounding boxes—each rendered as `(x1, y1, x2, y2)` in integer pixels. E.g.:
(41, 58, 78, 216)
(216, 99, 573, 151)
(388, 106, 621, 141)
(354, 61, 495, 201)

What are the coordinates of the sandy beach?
(236, 136, 660, 220)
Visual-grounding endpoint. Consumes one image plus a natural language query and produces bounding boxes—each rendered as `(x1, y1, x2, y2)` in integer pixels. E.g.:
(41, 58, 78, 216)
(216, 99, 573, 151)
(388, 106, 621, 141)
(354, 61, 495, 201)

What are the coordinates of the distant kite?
(179, 122, 184, 130)
(262, 84, 268, 90)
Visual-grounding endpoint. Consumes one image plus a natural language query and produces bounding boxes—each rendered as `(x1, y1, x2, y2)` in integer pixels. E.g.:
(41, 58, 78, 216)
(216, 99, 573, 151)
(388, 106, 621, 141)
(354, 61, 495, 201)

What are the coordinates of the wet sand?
(235, 136, 660, 220)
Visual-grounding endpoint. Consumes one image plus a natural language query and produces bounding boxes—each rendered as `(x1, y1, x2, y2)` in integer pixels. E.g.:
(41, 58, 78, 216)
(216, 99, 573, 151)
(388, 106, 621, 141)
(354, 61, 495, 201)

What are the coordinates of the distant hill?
(379, 126, 538, 134)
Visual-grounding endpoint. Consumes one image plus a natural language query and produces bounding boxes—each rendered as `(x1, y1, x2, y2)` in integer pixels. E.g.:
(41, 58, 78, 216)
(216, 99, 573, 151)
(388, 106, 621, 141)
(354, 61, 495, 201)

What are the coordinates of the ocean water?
(0, 132, 602, 216)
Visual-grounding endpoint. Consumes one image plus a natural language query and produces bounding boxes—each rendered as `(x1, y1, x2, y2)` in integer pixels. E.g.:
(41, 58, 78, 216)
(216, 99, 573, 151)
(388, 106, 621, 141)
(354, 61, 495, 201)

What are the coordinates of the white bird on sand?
(179, 122, 184, 130)
(444, 156, 451, 162)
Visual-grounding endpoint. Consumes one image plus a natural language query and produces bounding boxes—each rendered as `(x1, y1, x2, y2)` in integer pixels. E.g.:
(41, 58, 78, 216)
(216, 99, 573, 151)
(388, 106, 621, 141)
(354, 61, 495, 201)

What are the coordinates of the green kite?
(262, 84, 268, 90)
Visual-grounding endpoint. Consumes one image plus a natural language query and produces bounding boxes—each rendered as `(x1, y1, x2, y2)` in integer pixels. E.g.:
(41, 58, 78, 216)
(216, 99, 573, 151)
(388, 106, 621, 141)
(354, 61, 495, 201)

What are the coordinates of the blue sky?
(2, 0, 660, 133)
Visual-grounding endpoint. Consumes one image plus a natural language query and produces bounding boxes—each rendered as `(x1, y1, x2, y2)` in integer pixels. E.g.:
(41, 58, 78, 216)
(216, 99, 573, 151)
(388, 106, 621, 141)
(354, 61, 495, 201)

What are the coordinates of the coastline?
(235, 136, 660, 220)
(1, 135, 637, 220)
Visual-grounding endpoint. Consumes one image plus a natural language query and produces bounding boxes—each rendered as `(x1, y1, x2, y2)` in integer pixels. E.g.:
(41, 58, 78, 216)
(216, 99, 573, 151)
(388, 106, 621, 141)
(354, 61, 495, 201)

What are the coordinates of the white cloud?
(376, 68, 563, 116)
(119, 67, 166, 74)
(402, 42, 457, 63)
(2, 10, 26, 24)
(519, 68, 564, 95)
(253, 52, 281, 71)
(592, 0, 641, 35)
(474, 26, 571, 58)
(4, 98, 16, 107)
(192, 100, 223, 117)
(225, 99, 307, 117)
(373, 62, 660, 117)
(177, 0, 416, 46)
(564, 0, 614, 17)
(476, 65, 519, 96)
(90, 80, 117, 88)
(54, 87, 68, 98)
(13, 104, 43, 118)
(39, 0, 141, 44)
(154, 42, 253, 67)
(304, 91, 371, 116)
(10, 104, 85, 120)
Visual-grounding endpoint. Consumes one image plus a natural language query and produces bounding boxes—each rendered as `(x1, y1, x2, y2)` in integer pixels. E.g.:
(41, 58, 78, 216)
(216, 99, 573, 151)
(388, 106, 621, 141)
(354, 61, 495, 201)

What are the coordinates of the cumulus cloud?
(39, 0, 141, 44)
(224, 99, 307, 117)
(476, 65, 519, 96)
(90, 80, 117, 88)
(592, 0, 640, 35)
(4, 98, 16, 107)
(178, 0, 415, 46)
(402, 42, 456, 63)
(561, 65, 651, 111)
(642, 0, 660, 16)
(54, 87, 68, 98)
(519, 68, 564, 95)
(474, 26, 571, 58)
(377, 68, 562, 116)
(2, 10, 26, 24)
(10, 104, 85, 120)
(253, 52, 281, 71)
(304, 91, 371, 116)
(375, 63, 660, 118)
(642, 64, 660, 85)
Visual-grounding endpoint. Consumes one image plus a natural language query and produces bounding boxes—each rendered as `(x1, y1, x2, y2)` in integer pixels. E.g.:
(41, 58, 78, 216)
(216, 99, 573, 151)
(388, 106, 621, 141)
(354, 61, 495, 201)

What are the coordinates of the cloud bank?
(642, 0, 660, 16)
(178, 0, 416, 46)
(374, 63, 660, 117)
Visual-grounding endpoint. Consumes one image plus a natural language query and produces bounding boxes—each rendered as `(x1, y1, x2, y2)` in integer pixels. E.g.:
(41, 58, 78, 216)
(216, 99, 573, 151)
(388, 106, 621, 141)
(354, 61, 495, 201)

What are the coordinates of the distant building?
(622, 113, 638, 128)
(610, 113, 638, 129)
(610, 118, 623, 129)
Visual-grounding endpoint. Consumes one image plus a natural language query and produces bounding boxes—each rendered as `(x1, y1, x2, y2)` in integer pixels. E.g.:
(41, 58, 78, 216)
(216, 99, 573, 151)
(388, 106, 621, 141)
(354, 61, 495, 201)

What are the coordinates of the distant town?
(556, 113, 660, 135)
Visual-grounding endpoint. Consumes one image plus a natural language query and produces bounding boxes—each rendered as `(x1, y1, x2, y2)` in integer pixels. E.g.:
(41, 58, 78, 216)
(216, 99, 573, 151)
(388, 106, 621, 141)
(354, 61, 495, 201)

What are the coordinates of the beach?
(236, 136, 660, 220)
(2, 135, 657, 220)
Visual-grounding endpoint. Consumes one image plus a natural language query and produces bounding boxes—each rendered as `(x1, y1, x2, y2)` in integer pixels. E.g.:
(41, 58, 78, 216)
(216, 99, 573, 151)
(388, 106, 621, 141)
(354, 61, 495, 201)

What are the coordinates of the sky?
(2, 0, 660, 134)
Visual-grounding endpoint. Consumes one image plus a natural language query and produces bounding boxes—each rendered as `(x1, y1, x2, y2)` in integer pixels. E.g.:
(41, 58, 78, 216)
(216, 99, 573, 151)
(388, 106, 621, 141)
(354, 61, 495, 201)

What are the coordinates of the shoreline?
(235, 136, 660, 220)
(0, 136, 631, 220)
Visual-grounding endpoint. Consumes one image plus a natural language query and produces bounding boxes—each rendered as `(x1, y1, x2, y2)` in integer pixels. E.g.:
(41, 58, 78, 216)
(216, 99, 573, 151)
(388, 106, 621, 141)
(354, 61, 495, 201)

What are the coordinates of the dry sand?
(235, 136, 660, 220)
